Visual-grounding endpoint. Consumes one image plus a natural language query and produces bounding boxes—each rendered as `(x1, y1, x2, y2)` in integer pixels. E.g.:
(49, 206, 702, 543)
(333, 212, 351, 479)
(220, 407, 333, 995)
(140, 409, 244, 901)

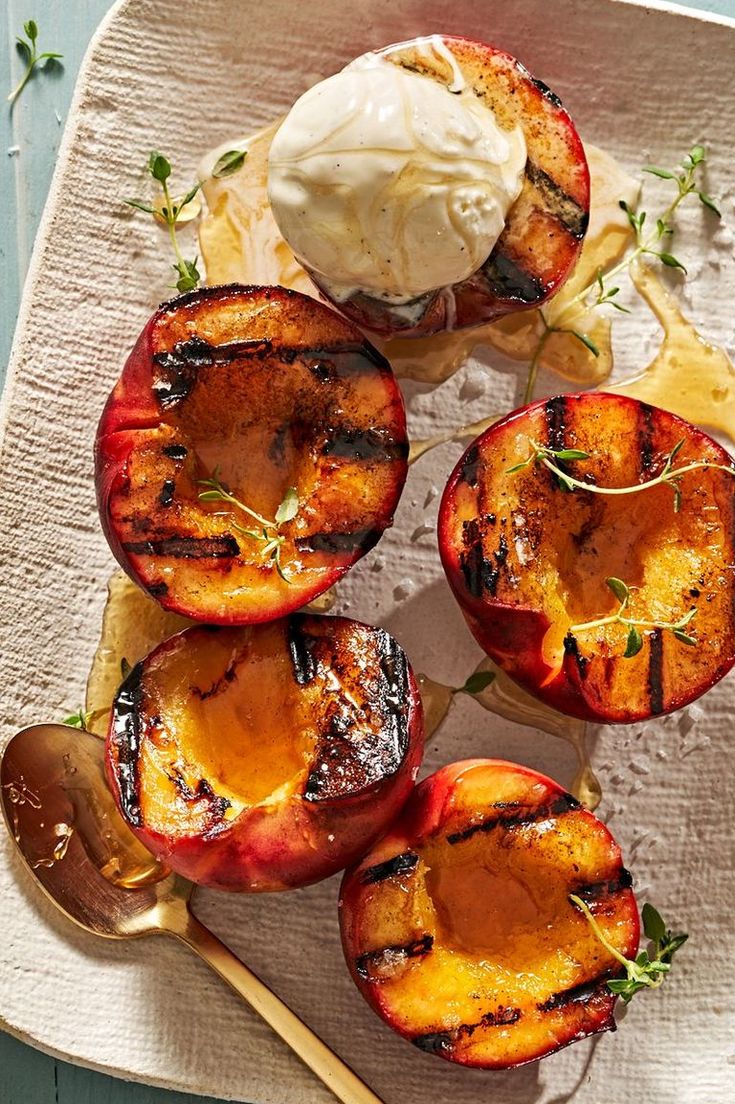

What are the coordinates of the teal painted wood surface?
(0, 0, 733, 1100)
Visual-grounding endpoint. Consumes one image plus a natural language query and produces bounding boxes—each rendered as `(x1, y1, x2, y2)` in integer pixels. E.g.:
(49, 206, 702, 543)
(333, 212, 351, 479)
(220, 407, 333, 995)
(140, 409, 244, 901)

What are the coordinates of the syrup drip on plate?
(611, 263, 735, 446)
(418, 661, 601, 810)
(408, 414, 500, 465)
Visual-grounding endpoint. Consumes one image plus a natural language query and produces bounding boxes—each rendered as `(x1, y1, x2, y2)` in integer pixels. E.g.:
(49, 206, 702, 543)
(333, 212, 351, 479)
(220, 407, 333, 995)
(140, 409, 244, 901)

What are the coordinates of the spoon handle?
(171, 909, 385, 1104)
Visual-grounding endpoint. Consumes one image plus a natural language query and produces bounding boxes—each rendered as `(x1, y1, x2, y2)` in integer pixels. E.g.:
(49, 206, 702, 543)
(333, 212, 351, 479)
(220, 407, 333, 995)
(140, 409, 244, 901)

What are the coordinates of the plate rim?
(1, 0, 734, 1094)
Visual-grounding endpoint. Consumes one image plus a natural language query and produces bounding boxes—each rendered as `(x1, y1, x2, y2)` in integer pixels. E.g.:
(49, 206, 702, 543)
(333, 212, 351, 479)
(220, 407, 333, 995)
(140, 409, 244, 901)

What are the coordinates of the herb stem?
(552, 184, 692, 330)
(523, 322, 552, 405)
(538, 453, 734, 498)
(161, 179, 188, 272)
(569, 894, 635, 973)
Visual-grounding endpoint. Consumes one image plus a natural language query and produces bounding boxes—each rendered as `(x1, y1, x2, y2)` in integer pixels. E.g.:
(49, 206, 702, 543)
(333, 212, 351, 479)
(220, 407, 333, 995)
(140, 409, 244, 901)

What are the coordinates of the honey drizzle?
(611, 263, 735, 446)
(418, 662, 601, 810)
(408, 414, 500, 465)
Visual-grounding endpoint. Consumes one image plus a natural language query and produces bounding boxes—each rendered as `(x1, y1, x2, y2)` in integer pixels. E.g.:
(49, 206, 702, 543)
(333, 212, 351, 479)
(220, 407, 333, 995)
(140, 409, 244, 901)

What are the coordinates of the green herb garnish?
(61, 708, 92, 730)
(197, 470, 299, 582)
(7, 20, 63, 106)
(507, 436, 735, 512)
(454, 670, 495, 697)
(126, 151, 202, 292)
(523, 144, 721, 403)
(570, 895, 687, 1002)
(212, 149, 248, 179)
(568, 577, 697, 657)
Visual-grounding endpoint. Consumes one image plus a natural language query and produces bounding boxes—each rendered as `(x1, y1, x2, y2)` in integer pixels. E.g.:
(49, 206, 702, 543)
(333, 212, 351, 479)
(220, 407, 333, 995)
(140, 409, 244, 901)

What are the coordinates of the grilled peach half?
(339, 759, 639, 1068)
(95, 284, 408, 623)
(439, 392, 735, 723)
(307, 35, 589, 337)
(106, 614, 423, 891)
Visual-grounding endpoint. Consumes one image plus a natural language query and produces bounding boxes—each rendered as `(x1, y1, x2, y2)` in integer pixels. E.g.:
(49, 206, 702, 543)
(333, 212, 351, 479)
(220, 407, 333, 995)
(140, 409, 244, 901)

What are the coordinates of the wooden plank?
(0, 1031, 57, 1104)
(0, 0, 112, 389)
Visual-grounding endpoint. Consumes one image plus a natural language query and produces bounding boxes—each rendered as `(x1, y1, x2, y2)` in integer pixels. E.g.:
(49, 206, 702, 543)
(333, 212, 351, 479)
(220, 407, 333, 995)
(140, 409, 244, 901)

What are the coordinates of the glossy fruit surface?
(96, 284, 408, 622)
(106, 614, 424, 891)
(439, 392, 735, 722)
(340, 759, 639, 1067)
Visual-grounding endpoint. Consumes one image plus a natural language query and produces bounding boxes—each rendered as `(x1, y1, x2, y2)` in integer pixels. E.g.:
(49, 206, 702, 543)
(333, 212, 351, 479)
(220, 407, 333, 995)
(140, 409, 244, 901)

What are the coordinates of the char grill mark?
(147, 581, 168, 597)
(526, 162, 588, 239)
(302, 631, 410, 803)
(355, 935, 434, 981)
(461, 445, 480, 488)
(563, 631, 589, 680)
(280, 340, 391, 377)
(162, 443, 188, 460)
(191, 661, 239, 701)
(638, 404, 657, 474)
(447, 793, 579, 845)
(376, 629, 411, 762)
(460, 518, 499, 598)
(286, 616, 319, 685)
(152, 336, 274, 408)
(122, 534, 240, 559)
(482, 253, 544, 304)
(413, 1006, 521, 1054)
(530, 75, 563, 108)
(648, 629, 665, 715)
(321, 426, 408, 463)
(574, 867, 633, 903)
(159, 480, 175, 507)
(295, 528, 379, 556)
(166, 769, 231, 826)
(544, 395, 568, 452)
(537, 976, 610, 1013)
(111, 662, 145, 828)
(361, 850, 419, 885)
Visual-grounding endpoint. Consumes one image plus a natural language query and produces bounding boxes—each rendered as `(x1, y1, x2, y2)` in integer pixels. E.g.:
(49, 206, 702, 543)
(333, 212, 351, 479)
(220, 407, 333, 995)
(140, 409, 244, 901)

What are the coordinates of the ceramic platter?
(1, 0, 734, 1100)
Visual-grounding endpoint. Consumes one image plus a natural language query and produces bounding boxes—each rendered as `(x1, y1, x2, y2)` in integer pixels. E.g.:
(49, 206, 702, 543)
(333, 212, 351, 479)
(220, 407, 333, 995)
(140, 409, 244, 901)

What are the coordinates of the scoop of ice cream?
(267, 51, 527, 303)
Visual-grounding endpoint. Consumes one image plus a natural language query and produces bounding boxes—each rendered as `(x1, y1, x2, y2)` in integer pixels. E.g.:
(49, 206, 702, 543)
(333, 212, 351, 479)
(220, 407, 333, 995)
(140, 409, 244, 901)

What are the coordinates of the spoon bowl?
(1, 723, 382, 1104)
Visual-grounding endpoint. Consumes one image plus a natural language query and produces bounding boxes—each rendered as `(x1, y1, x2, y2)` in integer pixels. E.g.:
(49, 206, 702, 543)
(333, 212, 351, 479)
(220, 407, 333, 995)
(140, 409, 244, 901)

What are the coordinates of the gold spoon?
(0, 723, 383, 1104)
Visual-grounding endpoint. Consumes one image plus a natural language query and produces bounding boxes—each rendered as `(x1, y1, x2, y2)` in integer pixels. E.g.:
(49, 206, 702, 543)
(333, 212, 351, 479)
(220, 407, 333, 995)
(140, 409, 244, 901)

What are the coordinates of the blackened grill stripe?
(376, 629, 410, 765)
(648, 629, 665, 715)
(537, 976, 610, 1013)
(574, 867, 634, 902)
(563, 632, 589, 681)
(526, 161, 588, 239)
(295, 528, 379, 555)
(447, 794, 579, 845)
(530, 75, 563, 108)
(545, 395, 568, 452)
(321, 427, 408, 463)
(122, 535, 240, 559)
(413, 1007, 521, 1053)
(111, 662, 145, 828)
(159, 480, 175, 507)
(638, 404, 657, 474)
(286, 616, 318, 686)
(361, 850, 419, 885)
(355, 935, 433, 980)
(483, 253, 544, 303)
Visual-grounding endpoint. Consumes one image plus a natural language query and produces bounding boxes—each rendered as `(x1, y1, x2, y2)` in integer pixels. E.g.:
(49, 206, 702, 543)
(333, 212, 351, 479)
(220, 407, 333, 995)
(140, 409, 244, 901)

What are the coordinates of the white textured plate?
(1, 0, 734, 1100)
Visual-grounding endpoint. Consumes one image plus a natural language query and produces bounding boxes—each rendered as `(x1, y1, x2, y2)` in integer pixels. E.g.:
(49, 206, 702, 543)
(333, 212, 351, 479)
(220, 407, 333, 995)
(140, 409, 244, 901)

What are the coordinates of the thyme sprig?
(454, 670, 495, 696)
(125, 147, 247, 292)
(197, 470, 299, 582)
(507, 437, 735, 513)
(126, 152, 202, 292)
(522, 144, 720, 403)
(7, 20, 63, 106)
(569, 577, 697, 658)
(570, 895, 687, 1002)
